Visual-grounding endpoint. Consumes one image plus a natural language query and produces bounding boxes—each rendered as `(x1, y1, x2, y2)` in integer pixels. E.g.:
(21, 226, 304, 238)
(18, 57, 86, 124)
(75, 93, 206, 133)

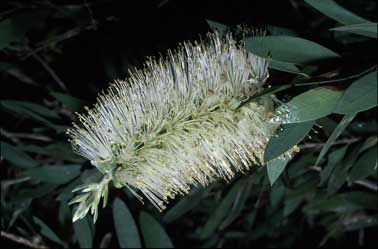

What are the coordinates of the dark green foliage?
(1, 0, 377, 248)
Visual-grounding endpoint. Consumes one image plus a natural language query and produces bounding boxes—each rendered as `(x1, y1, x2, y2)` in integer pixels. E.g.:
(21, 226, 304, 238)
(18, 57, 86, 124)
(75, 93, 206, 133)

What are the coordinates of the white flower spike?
(67, 32, 289, 222)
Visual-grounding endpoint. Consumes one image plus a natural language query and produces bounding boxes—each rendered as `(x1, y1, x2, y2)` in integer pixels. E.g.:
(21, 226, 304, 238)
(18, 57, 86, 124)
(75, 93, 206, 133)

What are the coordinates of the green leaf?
(349, 146, 377, 182)
(20, 143, 85, 163)
(73, 215, 94, 248)
(33, 216, 66, 247)
(206, 19, 228, 35)
(304, 0, 369, 25)
(23, 164, 81, 184)
(139, 212, 174, 248)
(163, 187, 210, 223)
(320, 145, 349, 186)
(270, 181, 286, 211)
(1, 100, 60, 119)
(200, 180, 246, 239)
(267, 157, 290, 186)
(244, 36, 340, 64)
(264, 121, 314, 162)
(1, 142, 39, 168)
(358, 136, 377, 154)
(316, 113, 356, 166)
(0, 19, 20, 49)
(272, 88, 343, 124)
(113, 198, 141, 248)
(220, 177, 253, 229)
(327, 161, 349, 194)
(12, 184, 57, 202)
(1, 100, 59, 130)
(50, 92, 85, 112)
(334, 71, 377, 114)
(331, 22, 377, 39)
(269, 60, 308, 77)
(265, 25, 299, 36)
(345, 191, 378, 210)
(304, 195, 361, 214)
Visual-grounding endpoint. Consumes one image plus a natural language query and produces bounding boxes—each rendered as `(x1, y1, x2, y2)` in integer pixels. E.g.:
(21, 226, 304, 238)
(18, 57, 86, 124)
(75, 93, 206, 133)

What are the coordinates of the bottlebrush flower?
(67, 32, 292, 222)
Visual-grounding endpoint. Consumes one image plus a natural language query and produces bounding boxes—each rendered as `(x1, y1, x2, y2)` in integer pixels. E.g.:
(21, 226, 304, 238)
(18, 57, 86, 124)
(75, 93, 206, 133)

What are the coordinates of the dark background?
(1, 0, 377, 248)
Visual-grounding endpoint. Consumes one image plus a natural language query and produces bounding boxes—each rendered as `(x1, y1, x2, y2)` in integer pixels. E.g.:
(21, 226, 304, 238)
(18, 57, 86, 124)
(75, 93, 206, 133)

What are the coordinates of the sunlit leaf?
(272, 88, 343, 124)
(244, 36, 340, 64)
(267, 157, 290, 186)
(264, 121, 314, 162)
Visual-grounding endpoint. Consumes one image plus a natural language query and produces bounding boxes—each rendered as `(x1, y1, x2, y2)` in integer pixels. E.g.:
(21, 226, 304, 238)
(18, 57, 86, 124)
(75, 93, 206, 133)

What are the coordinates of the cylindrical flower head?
(67, 32, 281, 222)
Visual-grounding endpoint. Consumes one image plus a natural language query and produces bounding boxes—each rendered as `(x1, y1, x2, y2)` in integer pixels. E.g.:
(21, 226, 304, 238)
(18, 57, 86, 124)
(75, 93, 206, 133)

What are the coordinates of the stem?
(1, 231, 49, 249)
(237, 65, 377, 109)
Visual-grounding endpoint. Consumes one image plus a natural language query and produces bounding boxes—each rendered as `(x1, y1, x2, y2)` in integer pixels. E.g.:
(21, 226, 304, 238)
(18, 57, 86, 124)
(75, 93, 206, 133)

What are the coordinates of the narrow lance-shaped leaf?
(267, 157, 290, 186)
(139, 212, 174, 248)
(2, 100, 60, 119)
(113, 198, 141, 248)
(244, 36, 340, 64)
(330, 22, 377, 39)
(271, 88, 343, 124)
(316, 113, 356, 166)
(73, 215, 94, 248)
(33, 216, 67, 247)
(1, 142, 39, 168)
(304, 0, 369, 25)
(220, 177, 253, 229)
(23, 164, 81, 184)
(264, 121, 315, 162)
(334, 71, 377, 114)
(200, 179, 246, 239)
(269, 60, 309, 77)
(349, 146, 378, 182)
(163, 187, 211, 223)
(320, 145, 349, 186)
(206, 19, 228, 36)
(50, 92, 85, 112)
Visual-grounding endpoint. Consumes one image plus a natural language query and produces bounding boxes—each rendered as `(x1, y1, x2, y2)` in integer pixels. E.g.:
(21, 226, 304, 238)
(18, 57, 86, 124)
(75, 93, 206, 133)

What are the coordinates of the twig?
(99, 233, 112, 248)
(1, 128, 52, 142)
(30, 52, 68, 92)
(24, 23, 97, 60)
(237, 65, 377, 109)
(299, 137, 361, 149)
(84, 0, 97, 29)
(1, 177, 31, 191)
(355, 180, 378, 191)
(309, 167, 377, 191)
(1, 231, 49, 249)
